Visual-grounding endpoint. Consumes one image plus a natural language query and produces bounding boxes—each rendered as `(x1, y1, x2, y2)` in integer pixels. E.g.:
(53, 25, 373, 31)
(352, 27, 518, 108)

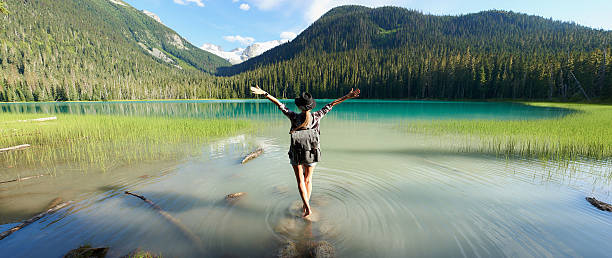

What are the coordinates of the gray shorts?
(290, 161, 317, 167)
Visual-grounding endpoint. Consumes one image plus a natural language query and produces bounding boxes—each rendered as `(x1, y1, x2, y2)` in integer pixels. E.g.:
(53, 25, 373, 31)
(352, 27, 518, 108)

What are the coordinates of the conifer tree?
(0, 1, 8, 15)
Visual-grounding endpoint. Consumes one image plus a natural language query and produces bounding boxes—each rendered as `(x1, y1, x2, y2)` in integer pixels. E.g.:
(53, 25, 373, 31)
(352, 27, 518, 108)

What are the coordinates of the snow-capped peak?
(200, 44, 244, 64)
(200, 39, 289, 65)
(242, 40, 288, 59)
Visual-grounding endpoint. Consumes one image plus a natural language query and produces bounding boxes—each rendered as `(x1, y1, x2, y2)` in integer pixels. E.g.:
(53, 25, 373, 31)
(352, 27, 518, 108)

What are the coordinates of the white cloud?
(232, 0, 239, 2)
(246, 0, 288, 10)
(280, 31, 297, 40)
(223, 35, 255, 45)
(173, 0, 204, 7)
(305, 0, 330, 23)
(239, 3, 251, 11)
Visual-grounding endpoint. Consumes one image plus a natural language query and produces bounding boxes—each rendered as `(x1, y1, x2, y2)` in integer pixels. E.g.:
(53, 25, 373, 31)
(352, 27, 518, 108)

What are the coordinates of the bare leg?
(303, 165, 315, 201)
(292, 165, 311, 217)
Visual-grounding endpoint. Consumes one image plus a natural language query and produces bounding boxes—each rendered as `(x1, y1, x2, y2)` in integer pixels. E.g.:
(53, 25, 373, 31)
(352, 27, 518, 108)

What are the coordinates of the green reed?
(0, 113, 252, 170)
(400, 102, 612, 160)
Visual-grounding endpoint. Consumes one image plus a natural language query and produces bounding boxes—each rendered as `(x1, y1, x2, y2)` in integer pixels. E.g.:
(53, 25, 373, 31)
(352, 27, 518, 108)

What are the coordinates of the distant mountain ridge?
(220, 5, 611, 75)
(201, 39, 289, 64)
(217, 5, 611, 100)
(102, 0, 229, 72)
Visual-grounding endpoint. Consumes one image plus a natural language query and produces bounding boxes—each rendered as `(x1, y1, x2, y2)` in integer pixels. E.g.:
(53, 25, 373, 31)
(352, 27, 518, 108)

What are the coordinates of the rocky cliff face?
(142, 10, 162, 24)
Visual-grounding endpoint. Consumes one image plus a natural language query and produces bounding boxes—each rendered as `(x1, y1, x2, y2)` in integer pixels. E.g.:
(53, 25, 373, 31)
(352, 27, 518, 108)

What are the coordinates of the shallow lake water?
(1, 100, 611, 257)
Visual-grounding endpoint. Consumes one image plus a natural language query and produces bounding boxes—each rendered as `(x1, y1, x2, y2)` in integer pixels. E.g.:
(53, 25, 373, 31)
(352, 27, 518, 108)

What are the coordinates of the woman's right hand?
(250, 85, 267, 95)
(346, 88, 360, 99)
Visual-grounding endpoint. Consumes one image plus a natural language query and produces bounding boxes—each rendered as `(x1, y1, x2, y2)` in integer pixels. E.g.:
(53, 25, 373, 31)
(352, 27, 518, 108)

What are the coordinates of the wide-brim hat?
(295, 92, 316, 110)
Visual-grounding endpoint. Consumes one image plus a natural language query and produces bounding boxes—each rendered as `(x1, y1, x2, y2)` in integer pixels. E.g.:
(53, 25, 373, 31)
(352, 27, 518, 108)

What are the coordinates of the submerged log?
(17, 116, 57, 122)
(0, 173, 45, 184)
(0, 144, 31, 153)
(241, 148, 264, 164)
(0, 201, 72, 240)
(64, 246, 108, 258)
(586, 197, 612, 212)
(47, 197, 64, 209)
(124, 191, 204, 253)
(225, 192, 247, 204)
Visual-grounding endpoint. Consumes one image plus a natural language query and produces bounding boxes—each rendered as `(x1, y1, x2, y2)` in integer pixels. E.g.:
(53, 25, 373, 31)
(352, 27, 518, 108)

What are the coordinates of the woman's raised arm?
(329, 88, 360, 107)
(250, 85, 283, 108)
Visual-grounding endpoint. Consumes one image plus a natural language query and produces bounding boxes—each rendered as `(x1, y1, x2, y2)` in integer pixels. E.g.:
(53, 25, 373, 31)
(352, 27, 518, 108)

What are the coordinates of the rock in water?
(586, 197, 612, 212)
(64, 246, 108, 258)
(307, 241, 335, 258)
(120, 248, 161, 258)
(276, 241, 299, 258)
(225, 192, 247, 204)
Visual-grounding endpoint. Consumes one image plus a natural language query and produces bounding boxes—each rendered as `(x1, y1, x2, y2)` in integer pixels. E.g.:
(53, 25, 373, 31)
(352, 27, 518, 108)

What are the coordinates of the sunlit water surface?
(1, 101, 611, 257)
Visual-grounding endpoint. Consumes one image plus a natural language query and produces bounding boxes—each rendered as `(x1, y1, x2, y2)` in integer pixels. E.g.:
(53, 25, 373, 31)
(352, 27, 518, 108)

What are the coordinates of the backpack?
(288, 114, 320, 165)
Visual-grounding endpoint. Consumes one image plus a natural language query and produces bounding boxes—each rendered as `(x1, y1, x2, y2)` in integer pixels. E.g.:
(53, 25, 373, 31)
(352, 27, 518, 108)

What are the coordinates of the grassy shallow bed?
(0, 113, 252, 171)
(401, 102, 612, 160)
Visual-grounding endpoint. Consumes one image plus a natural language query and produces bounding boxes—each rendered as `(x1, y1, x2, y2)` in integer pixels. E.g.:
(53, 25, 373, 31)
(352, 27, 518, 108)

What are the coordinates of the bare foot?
(303, 206, 312, 217)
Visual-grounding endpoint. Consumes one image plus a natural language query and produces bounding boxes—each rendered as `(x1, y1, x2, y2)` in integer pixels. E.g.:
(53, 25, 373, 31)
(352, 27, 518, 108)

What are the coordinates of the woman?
(250, 85, 360, 217)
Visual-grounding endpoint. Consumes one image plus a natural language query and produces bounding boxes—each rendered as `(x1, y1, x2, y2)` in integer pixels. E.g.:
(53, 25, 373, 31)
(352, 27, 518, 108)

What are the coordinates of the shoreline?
(2, 98, 610, 105)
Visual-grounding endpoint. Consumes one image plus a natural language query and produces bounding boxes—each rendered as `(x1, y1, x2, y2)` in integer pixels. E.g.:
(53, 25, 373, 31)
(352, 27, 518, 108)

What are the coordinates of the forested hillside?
(0, 0, 233, 101)
(0, 1, 7, 15)
(221, 6, 612, 100)
(0, 2, 610, 101)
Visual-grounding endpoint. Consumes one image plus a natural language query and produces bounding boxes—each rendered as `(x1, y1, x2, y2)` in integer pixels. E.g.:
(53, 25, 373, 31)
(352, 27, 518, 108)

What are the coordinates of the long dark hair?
(291, 92, 315, 133)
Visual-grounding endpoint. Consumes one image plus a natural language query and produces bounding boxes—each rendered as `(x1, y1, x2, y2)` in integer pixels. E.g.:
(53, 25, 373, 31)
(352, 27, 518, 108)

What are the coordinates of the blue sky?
(122, 0, 612, 51)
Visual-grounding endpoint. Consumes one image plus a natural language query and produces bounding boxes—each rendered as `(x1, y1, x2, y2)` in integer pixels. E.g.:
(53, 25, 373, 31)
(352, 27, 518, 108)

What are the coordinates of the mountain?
(0, 0, 234, 101)
(98, 0, 229, 72)
(219, 6, 612, 100)
(142, 10, 163, 25)
(201, 44, 245, 65)
(201, 39, 289, 64)
(222, 6, 610, 75)
(1, 3, 611, 101)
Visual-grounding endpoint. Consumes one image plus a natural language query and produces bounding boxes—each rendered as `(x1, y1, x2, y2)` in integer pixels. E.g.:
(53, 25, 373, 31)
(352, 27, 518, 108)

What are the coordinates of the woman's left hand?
(347, 88, 360, 99)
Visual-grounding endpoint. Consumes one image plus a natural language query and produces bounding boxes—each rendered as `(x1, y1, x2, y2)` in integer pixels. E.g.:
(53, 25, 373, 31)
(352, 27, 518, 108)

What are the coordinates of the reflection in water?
(0, 101, 609, 258)
(1, 100, 572, 121)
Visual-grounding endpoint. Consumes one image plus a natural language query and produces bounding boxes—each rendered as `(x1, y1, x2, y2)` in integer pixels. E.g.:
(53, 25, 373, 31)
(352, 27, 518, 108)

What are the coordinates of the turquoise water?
(1, 100, 611, 258)
(0, 99, 572, 120)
